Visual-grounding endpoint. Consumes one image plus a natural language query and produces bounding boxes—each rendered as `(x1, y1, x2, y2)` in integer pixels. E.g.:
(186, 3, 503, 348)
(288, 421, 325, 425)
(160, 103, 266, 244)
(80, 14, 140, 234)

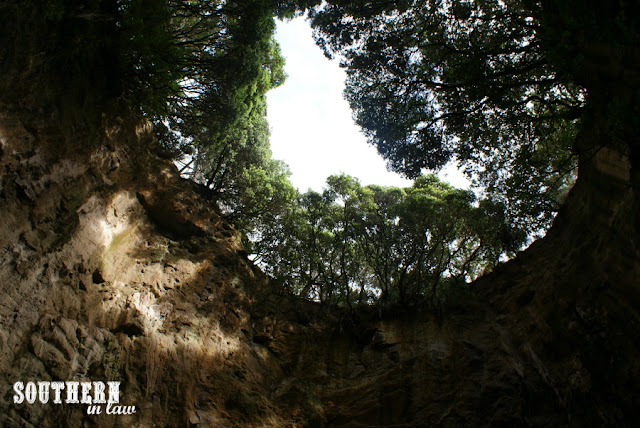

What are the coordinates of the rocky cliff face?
(0, 110, 278, 426)
(1, 108, 639, 427)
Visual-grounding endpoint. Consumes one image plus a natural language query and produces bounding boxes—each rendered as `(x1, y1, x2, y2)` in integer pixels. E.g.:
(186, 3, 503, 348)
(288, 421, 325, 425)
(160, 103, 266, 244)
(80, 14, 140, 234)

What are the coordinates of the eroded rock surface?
(1, 110, 639, 427)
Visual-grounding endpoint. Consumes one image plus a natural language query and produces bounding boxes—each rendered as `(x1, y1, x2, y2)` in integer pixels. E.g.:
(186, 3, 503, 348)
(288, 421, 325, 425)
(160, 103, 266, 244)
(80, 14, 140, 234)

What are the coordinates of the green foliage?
(146, 1, 297, 231)
(306, 0, 588, 236)
(0, 0, 287, 136)
(118, 0, 181, 117)
(0, 0, 301, 260)
(253, 174, 524, 309)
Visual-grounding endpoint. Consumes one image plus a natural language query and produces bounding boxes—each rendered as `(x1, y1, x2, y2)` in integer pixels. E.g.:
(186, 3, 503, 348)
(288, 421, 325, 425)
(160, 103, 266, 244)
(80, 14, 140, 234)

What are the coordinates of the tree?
(307, 0, 638, 236)
(255, 174, 522, 308)
(145, 0, 289, 162)
(0, 0, 288, 164)
(250, 188, 336, 303)
(358, 175, 518, 306)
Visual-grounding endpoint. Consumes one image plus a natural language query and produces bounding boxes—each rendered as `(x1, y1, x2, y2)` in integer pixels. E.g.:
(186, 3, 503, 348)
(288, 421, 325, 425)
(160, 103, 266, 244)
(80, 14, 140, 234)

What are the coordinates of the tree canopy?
(250, 174, 523, 309)
(306, 0, 638, 235)
(1, 0, 285, 157)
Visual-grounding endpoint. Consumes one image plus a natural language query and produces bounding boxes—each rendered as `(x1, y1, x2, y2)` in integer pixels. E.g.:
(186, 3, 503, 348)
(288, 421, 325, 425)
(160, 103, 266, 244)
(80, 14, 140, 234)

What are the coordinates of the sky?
(266, 17, 470, 193)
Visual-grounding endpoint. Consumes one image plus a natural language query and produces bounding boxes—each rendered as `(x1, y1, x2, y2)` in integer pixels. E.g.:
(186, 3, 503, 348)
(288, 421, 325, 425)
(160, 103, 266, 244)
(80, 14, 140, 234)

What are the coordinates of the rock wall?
(0, 111, 288, 426)
(1, 109, 639, 427)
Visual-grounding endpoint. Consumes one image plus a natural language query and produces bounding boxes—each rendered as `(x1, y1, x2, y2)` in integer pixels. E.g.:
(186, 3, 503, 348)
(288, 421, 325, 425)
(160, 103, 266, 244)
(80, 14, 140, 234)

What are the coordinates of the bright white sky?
(266, 18, 470, 193)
